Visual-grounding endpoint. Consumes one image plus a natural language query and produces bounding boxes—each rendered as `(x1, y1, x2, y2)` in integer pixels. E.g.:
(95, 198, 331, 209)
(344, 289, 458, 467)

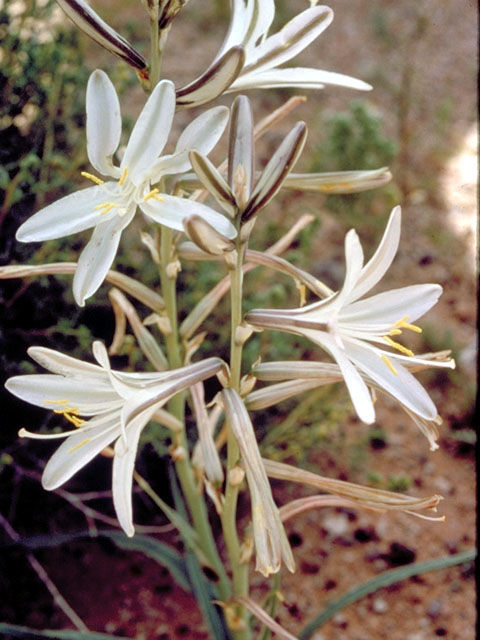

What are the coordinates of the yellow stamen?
(64, 412, 85, 428)
(392, 315, 422, 333)
(388, 329, 403, 336)
(402, 321, 422, 333)
(143, 188, 164, 202)
(383, 336, 415, 357)
(81, 171, 105, 186)
(381, 354, 398, 376)
(68, 438, 91, 454)
(49, 400, 85, 428)
(94, 202, 116, 216)
(119, 167, 128, 186)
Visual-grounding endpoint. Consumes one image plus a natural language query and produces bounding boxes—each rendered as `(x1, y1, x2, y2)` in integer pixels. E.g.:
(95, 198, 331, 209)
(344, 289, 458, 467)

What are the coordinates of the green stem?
(221, 239, 250, 639)
(158, 226, 231, 602)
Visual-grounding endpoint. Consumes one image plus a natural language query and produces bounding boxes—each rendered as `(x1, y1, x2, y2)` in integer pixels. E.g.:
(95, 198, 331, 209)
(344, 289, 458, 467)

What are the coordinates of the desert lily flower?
(248, 355, 452, 451)
(16, 69, 236, 306)
(5, 342, 225, 536)
(222, 389, 295, 577)
(246, 207, 455, 425)
(211, 1, 371, 93)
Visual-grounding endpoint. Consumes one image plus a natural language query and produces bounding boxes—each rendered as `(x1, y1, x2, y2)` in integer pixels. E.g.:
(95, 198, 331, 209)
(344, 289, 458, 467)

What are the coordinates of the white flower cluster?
(3, 0, 453, 587)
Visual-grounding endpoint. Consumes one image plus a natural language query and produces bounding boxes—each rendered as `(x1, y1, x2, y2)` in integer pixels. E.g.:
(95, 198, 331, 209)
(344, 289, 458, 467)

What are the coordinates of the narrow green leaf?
(185, 552, 232, 640)
(0, 623, 133, 640)
(299, 549, 476, 639)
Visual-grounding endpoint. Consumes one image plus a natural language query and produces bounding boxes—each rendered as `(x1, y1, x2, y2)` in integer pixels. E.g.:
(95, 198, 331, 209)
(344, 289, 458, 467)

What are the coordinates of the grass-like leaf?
(0, 623, 134, 640)
(299, 549, 476, 639)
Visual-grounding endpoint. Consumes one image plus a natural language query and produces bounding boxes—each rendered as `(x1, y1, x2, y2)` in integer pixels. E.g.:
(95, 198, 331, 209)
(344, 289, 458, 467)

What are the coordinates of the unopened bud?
(156, 315, 172, 336)
(232, 164, 249, 211)
(166, 259, 182, 279)
(234, 323, 253, 346)
(169, 445, 187, 461)
(229, 465, 245, 487)
(183, 215, 235, 256)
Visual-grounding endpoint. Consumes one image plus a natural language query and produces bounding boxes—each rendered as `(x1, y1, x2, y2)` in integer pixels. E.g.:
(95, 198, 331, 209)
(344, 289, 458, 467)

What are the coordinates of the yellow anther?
(392, 315, 423, 333)
(68, 438, 91, 454)
(143, 188, 164, 202)
(64, 413, 85, 428)
(94, 202, 116, 216)
(402, 321, 422, 333)
(45, 398, 70, 406)
(119, 167, 128, 186)
(381, 354, 398, 376)
(383, 336, 415, 357)
(81, 171, 105, 186)
(388, 329, 403, 336)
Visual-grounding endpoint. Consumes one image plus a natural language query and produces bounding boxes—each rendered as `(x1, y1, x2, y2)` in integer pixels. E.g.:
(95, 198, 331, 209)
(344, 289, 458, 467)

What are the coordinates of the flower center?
(380, 316, 423, 375)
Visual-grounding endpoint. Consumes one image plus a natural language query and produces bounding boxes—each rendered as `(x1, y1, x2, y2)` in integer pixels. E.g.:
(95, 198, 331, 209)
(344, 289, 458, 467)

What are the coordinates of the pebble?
(434, 476, 453, 495)
(372, 598, 389, 614)
(323, 513, 350, 537)
(333, 613, 347, 626)
(427, 599, 443, 619)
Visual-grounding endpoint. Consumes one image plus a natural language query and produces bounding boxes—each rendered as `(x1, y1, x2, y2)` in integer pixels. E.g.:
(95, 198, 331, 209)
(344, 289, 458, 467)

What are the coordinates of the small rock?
(333, 613, 347, 627)
(323, 513, 350, 537)
(427, 599, 443, 619)
(372, 598, 389, 614)
(406, 633, 426, 640)
(434, 476, 453, 495)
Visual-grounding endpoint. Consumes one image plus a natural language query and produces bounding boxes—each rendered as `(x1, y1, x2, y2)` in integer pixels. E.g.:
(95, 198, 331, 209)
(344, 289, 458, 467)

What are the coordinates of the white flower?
(5, 341, 225, 536)
(215, 1, 371, 93)
(246, 207, 455, 425)
(16, 70, 236, 306)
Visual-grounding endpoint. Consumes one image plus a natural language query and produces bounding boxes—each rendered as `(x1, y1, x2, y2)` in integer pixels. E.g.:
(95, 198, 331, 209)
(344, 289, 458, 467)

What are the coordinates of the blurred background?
(0, 1, 476, 638)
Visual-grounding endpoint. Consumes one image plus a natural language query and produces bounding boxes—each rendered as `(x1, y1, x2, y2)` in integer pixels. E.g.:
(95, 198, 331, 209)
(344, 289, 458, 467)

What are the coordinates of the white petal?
(121, 80, 175, 185)
(304, 330, 376, 423)
(230, 67, 372, 92)
(42, 412, 121, 490)
(16, 185, 120, 242)
(73, 211, 134, 306)
(26, 346, 108, 380)
(86, 70, 122, 178)
(345, 339, 438, 420)
(150, 106, 229, 178)
(347, 206, 401, 303)
(334, 229, 364, 307)
(112, 406, 157, 536)
(5, 374, 120, 415)
(214, 0, 251, 60)
(242, 0, 275, 51)
(340, 284, 443, 329)
(140, 194, 237, 238)
(245, 7, 333, 73)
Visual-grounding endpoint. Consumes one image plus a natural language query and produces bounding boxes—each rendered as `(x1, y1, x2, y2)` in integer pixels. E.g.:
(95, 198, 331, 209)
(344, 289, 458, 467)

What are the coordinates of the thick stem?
(159, 226, 231, 602)
(221, 238, 250, 639)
